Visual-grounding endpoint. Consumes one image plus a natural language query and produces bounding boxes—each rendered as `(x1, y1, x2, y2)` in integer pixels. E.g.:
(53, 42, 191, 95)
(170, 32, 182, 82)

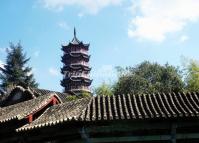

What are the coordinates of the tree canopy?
(94, 82, 113, 96)
(113, 61, 184, 95)
(0, 42, 38, 90)
(183, 59, 199, 92)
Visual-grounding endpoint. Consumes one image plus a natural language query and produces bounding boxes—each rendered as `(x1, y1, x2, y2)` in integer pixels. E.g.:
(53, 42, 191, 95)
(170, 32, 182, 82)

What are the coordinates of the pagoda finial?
(74, 27, 76, 37)
(71, 27, 80, 44)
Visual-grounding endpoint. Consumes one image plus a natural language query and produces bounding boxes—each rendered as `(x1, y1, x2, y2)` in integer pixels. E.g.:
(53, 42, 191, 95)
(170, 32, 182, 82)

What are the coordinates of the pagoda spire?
(70, 27, 80, 44)
(74, 27, 76, 38)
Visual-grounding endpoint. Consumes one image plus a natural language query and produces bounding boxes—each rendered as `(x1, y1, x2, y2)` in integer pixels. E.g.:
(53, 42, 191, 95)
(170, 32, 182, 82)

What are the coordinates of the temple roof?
(0, 93, 60, 123)
(2, 86, 199, 132)
(17, 97, 91, 131)
(30, 87, 68, 97)
(17, 91, 199, 131)
(0, 86, 72, 107)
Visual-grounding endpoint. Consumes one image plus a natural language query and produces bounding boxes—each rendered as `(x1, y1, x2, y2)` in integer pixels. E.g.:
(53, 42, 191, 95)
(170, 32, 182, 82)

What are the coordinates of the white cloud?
(33, 51, 40, 57)
(78, 13, 84, 18)
(57, 21, 70, 30)
(179, 35, 189, 43)
(128, 0, 199, 42)
(49, 67, 59, 76)
(39, 0, 123, 14)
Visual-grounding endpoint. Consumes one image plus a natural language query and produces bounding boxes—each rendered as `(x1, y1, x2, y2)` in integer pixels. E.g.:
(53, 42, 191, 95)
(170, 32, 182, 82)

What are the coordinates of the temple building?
(1, 85, 199, 142)
(61, 29, 92, 94)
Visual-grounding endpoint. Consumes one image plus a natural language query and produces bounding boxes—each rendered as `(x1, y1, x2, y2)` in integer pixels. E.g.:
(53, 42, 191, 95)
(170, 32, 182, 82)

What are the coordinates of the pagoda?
(61, 28, 92, 94)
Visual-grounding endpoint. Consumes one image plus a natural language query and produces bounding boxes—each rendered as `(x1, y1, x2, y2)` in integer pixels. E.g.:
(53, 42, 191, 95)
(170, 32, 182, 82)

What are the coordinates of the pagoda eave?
(62, 77, 92, 84)
(61, 67, 91, 73)
(61, 53, 90, 61)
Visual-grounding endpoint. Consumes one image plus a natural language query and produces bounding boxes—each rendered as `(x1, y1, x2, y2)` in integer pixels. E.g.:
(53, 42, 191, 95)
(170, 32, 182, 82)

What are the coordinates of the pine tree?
(0, 42, 38, 90)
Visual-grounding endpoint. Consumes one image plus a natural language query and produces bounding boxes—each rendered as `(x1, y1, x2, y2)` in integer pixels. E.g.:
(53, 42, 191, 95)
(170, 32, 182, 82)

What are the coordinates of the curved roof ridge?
(17, 97, 92, 131)
(0, 93, 56, 122)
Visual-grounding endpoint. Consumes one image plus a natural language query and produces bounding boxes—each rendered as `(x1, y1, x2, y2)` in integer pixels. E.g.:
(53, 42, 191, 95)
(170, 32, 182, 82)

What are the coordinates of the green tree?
(79, 90, 92, 97)
(114, 61, 184, 95)
(184, 59, 199, 92)
(94, 82, 113, 96)
(0, 42, 38, 90)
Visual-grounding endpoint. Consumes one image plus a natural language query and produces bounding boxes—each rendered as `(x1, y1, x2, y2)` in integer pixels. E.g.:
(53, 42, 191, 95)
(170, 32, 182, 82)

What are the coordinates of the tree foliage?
(184, 59, 199, 92)
(94, 82, 113, 96)
(113, 61, 184, 95)
(79, 90, 92, 97)
(0, 42, 38, 90)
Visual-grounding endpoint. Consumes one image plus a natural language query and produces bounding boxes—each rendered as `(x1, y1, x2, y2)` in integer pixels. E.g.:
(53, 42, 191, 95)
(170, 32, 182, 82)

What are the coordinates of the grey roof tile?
(5, 91, 199, 132)
(0, 93, 59, 123)
(17, 97, 91, 131)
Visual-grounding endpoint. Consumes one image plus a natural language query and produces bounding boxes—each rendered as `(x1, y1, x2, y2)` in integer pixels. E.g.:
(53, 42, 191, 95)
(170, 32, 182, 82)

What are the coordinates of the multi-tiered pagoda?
(61, 28, 92, 94)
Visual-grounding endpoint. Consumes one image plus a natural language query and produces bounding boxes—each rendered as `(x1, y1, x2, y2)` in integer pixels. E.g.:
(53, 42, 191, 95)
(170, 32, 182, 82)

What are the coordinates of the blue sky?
(1, 0, 199, 92)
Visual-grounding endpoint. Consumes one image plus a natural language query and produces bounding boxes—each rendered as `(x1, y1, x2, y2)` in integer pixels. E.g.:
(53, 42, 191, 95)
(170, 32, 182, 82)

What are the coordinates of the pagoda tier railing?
(67, 86, 91, 92)
(70, 74, 90, 79)
(70, 88, 91, 92)
(64, 73, 89, 76)
(70, 50, 88, 55)
(70, 62, 89, 67)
